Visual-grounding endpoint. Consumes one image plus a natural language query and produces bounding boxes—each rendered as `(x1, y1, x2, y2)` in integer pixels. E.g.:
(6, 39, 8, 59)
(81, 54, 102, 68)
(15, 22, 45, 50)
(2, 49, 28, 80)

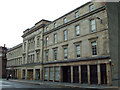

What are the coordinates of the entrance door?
(18, 70, 21, 79)
(36, 69, 40, 80)
(90, 65, 98, 84)
(81, 65, 88, 84)
(62, 66, 71, 83)
(73, 66, 79, 83)
(27, 69, 33, 80)
(100, 64, 107, 84)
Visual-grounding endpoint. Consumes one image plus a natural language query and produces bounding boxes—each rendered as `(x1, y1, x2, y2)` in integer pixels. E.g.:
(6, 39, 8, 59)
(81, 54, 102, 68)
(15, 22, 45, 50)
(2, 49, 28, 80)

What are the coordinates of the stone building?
(6, 1, 120, 86)
(0, 45, 7, 78)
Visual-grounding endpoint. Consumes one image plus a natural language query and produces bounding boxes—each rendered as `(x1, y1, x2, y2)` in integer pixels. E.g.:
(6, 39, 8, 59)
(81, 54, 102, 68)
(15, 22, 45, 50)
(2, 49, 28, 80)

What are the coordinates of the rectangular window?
(53, 49, 57, 60)
(90, 19, 96, 32)
(63, 18, 67, 23)
(46, 27, 49, 32)
(54, 23, 57, 28)
(45, 51, 49, 61)
(55, 67, 59, 81)
(76, 45, 80, 58)
(36, 51, 40, 62)
(75, 25, 80, 36)
(89, 4, 94, 12)
(75, 12, 79, 18)
(46, 37, 48, 46)
(54, 34, 57, 44)
(24, 42, 26, 52)
(45, 68, 48, 80)
(91, 41, 97, 55)
(64, 48, 68, 59)
(64, 30, 67, 41)
(50, 68, 53, 81)
(37, 36, 40, 46)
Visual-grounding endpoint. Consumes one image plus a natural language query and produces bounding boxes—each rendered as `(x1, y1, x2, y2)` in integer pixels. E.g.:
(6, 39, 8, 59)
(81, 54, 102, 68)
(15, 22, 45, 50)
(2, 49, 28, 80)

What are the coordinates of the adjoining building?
(0, 45, 7, 78)
(6, 1, 120, 87)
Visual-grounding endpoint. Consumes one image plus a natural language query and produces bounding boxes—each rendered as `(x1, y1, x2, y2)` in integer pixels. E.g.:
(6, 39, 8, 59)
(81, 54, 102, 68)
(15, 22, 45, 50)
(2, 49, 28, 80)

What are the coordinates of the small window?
(91, 41, 97, 55)
(45, 50, 49, 61)
(46, 27, 49, 32)
(63, 18, 67, 23)
(76, 45, 80, 58)
(54, 23, 57, 28)
(64, 48, 68, 59)
(64, 30, 67, 41)
(54, 34, 57, 44)
(75, 25, 80, 36)
(75, 12, 79, 18)
(53, 49, 57, 60)
(89, 4, 94, 12)
(90, 19, 96, 32)
(46, 37, 48, 46)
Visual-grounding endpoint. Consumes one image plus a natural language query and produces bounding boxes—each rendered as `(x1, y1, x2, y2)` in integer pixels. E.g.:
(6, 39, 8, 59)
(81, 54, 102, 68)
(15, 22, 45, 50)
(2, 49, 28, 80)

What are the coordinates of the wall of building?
(106, 2, 120, 87)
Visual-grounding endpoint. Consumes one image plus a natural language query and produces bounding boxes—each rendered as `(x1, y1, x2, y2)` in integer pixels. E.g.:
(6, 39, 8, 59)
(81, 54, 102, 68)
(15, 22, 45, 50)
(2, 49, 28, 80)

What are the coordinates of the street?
(0, 79, 119, 90)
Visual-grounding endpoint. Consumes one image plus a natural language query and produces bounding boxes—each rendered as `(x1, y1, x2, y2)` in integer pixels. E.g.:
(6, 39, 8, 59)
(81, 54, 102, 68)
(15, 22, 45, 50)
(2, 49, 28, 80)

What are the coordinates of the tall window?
(45, 68, 48, 80)
(91, 41, 97, 55)
(89, 4, 94, 12)
(24, 42, 26, 52)
(54, 23, 57, 28)
(46, 37, 48, 46)
(63, 18, 67, 23)
(50, 68, 53, 81)
(53, 49, 57, 60)
(75, 25, 80, 36)
(64, 48, 68, 59)
(55, 67, 59, 81)
(64, 30, 67, 41)
(75, 11, 79, 18)
(90, 19, 96, 32)
(37, 36, 40, 46)
(46, 27, 49, 32)
(45, 50, 49, 61)
(76, 45, 80, 58)
(36, 51, 40, 62)
(54, 34, 57, 44)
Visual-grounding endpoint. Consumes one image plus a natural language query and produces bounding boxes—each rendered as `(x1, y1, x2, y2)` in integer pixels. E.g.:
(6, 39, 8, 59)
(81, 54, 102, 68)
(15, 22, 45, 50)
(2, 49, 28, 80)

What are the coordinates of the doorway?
(73, 66, 79, 83)
(90, 65, 98, 84)
(81, 65, 88, 84)
(35, 69, 40, 80)
(100, 64, 107, 84)
(27, 69, 33, 80)
(62, 66, 71, 83)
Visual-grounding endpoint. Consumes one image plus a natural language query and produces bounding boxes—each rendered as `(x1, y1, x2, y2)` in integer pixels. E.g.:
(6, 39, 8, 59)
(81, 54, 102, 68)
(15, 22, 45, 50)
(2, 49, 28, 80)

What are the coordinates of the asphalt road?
(0, 79, 119, 90)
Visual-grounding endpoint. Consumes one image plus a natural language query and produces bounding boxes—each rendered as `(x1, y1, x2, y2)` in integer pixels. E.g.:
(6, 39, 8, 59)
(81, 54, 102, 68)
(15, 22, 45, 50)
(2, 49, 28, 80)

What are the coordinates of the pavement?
(5, 79, 119, 89)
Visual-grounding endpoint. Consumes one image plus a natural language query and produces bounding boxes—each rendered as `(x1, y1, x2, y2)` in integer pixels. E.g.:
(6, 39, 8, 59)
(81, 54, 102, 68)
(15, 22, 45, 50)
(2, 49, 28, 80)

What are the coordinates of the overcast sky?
(0, 0, 91, 48)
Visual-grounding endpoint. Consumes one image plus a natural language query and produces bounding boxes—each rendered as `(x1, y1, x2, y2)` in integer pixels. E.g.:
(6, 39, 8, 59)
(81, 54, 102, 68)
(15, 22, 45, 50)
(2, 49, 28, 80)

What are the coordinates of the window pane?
(54, 34, 57, 43)
(91, 41, 97, 55)
(76, 45, 80, 57)
(50, 68, 53, 80)
(64, 48, 67, 59)
(64, 30, 67, 40)
(75, 12, 79, 18)
(91, 19, 95, 32)
(90, 4, 94, 11)
(55, 67, 59, 81)
(45, 68, 48, 80)
(76, 25, 79, 36)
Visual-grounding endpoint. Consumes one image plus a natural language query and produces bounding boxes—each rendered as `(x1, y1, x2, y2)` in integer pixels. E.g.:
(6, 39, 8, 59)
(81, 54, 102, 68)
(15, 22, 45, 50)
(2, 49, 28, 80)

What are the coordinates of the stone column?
(106, 63, 111, 85)
(87, 65, 90, 84)
(53, 67, 55, 82)
(33, 68, 36, 80)
(48, 68, 50, 81)
(25, 69, 27, 80)
(79, 65, 81, 84)
(97, 64, 101, 85)
(71, 66, 73, 83)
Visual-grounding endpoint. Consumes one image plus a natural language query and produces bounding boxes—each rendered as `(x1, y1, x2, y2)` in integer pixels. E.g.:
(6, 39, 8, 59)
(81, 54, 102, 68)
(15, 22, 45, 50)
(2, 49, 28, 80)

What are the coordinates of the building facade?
(7, 2, 119, 86)
(0, 45, 7, 78)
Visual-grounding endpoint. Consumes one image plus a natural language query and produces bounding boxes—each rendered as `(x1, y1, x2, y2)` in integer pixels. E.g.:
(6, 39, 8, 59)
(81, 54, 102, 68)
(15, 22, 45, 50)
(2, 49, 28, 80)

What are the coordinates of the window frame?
(53, 49, 57, 61)
(45, 50, 49, 61)
(75, 11, 79, 18)
(90, 19, 96, 33)
(54, 33, 57, 44)
(75, 25, 80, 36)
(63, 30, 67, 41)
(89, 4, 94, 12)
(91, 41, 97, 56)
